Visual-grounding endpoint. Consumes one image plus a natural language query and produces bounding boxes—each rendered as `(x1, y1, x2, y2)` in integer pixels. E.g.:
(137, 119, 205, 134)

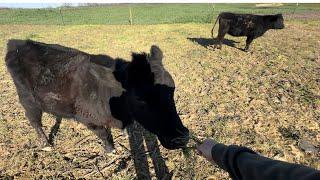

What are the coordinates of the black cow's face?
(126, 46, 189, 149)
(272, 14, 285, 29)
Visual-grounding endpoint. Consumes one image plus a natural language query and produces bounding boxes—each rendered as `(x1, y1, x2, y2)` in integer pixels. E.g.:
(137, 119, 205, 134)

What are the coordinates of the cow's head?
(270, 14, 285, 29)
(123, 46, 189, 149)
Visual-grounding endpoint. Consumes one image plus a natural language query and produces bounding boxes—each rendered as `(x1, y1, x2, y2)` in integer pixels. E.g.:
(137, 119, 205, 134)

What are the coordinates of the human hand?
(196, 138, 218, 164)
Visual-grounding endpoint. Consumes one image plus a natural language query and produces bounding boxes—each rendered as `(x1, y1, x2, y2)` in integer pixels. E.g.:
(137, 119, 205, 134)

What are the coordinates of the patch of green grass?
(0, 3, 320, 25)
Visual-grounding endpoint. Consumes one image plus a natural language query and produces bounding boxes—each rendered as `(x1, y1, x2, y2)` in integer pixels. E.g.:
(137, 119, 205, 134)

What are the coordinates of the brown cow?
(5, 40, 189, 151)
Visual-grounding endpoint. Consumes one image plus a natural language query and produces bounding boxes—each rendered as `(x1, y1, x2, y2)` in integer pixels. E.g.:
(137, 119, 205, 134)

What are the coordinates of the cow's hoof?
(122, 128, 129, 138)
(104, 145, 116, 154)
(41, 146, 53, 152)
(105, 148, 116, 155)
(39, 140, 53, 151)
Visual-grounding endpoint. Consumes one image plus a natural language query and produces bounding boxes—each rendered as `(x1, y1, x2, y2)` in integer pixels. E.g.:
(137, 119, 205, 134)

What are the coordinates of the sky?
(0, 3, 78, 8)
(0, 1, 318, 8)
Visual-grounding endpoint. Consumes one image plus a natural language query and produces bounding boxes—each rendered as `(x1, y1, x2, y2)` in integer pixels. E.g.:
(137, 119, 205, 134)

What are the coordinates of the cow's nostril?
(171, 135, 189, 146)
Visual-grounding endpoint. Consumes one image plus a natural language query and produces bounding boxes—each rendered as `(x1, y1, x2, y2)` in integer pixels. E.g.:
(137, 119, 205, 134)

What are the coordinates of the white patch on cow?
(47, 92, 61, 100)
(148, 45, 175, 88)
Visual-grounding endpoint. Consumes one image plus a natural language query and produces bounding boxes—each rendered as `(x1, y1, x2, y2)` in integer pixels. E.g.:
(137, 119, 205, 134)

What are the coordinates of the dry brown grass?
(0, 18, 319, 179)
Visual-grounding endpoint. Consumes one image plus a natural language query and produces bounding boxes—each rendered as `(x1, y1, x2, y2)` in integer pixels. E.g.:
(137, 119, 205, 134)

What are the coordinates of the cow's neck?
(113, 58, 130, 89)
(262, 16, 275, 30)
(264, 23, 273, 30)
(109, 59, 134, 128)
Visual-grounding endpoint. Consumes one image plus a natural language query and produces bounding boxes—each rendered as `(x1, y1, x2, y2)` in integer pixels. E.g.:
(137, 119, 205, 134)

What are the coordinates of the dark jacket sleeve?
(211, 143, 320, 180)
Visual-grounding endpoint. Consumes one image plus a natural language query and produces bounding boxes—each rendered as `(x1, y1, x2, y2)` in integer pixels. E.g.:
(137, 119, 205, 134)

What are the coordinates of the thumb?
(196, 146, 202, 155)
(196, 144, 204, 155)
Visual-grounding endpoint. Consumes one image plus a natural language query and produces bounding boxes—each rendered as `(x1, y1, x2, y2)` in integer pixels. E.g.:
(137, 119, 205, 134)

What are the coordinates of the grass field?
(0, 4, 320, 180)
(1, 4, 320, 25)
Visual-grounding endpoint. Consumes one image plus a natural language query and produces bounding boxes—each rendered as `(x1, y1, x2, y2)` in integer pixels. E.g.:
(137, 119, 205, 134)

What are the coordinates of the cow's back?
(5, 40, 124, 127)
(219, 12, 260, 36)
(6, 40, 88, 116)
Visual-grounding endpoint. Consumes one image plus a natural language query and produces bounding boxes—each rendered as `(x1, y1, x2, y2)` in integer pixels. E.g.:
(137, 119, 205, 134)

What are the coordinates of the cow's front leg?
(24, 106, 51, 147)
(86, 123, 115, 153)
(245, 35, 254, 52)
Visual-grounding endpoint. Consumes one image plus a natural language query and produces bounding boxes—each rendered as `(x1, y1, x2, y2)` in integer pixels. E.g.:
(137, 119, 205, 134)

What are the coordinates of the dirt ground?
(0, 16, 319, 179)
(285, 12, 320, 20)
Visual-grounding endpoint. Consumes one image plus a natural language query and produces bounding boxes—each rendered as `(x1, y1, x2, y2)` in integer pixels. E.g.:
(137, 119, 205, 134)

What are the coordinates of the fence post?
(211, 4, 215, 23)
(129, 7, 133, 25)
(59, 8, 65, 25)
(293, 3, 299, 14)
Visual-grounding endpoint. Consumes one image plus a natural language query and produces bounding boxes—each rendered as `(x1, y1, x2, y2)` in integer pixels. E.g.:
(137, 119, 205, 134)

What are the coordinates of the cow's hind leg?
(25, 107, 50, 147)
(86, 124, 115, 153)
(214, 21, 229, 49)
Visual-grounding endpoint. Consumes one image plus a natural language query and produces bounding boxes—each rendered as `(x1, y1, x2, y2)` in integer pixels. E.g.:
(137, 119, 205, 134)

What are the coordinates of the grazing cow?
(5, 40, 189, 151)
(211, 12, 284, 51)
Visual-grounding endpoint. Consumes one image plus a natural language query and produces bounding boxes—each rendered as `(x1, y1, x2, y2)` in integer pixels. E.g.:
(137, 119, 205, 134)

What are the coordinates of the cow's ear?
(149, 45, 163, 62)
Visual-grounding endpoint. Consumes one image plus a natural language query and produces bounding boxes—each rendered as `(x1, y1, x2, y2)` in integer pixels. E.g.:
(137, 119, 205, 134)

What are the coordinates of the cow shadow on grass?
(187, 37, 243, 51)
(127, 122, 172, 180)
(47, 119, 171, 179)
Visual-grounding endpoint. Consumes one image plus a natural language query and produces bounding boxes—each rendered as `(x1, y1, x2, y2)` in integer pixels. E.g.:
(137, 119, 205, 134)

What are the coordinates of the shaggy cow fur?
(5, 40, 189, 151)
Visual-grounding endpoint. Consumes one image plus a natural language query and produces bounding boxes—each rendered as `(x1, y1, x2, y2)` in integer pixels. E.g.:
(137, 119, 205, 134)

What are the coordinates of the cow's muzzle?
(158, 127, 189, 150)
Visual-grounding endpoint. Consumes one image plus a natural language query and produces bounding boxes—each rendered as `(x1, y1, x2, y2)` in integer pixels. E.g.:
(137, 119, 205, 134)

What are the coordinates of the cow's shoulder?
(74, 62, 125, 128)
(90, 54, 116, 70)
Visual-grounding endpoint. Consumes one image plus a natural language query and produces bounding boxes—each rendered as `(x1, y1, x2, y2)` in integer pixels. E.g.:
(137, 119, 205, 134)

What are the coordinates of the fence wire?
(0, 4, 317, 25)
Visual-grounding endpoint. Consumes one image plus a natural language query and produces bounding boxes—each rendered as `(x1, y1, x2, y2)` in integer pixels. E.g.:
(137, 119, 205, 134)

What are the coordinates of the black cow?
(5, 40, 189, 151)
(211, 12, 284, 51)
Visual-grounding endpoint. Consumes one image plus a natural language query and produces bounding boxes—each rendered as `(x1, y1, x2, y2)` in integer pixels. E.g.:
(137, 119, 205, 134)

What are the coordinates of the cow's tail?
(211, 14, 221, 38)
